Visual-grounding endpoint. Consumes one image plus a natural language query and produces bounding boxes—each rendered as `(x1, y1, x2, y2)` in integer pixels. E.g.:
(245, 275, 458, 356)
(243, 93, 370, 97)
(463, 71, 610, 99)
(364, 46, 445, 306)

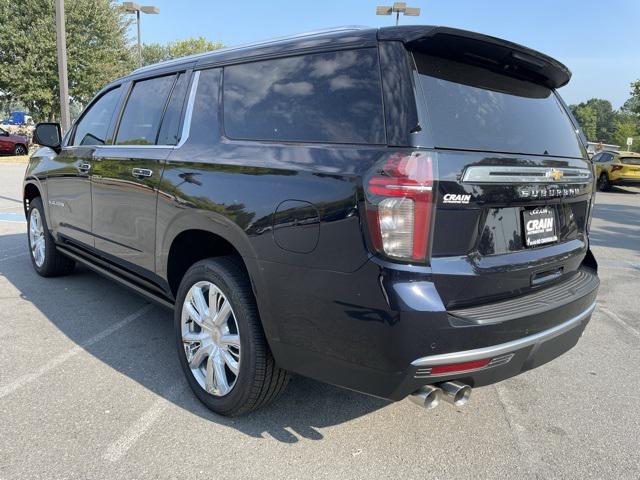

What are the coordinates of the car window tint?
(223, 48, 385, 144)
(591, 153, 601, 162)
(413, 52, 583, 158)
(116, 75, 176, 145)
(73, 87, 121, 146)
(190, 69, 222, 145)
(157, 73, 188, 145)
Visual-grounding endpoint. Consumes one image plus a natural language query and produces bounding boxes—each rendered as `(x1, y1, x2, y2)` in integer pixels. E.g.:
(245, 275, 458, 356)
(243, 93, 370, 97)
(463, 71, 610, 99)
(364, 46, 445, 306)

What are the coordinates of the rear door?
(46, 86, 123, 247)
(410, 50, 593, 307)
(91, 71, 189, 273)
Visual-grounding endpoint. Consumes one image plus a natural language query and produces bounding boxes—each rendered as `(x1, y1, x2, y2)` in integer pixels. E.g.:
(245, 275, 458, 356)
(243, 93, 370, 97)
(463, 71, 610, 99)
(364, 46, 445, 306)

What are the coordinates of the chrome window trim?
(93, 70, 200, 150)
(411, 301, 596, 367)
(461, 165, 592, 184)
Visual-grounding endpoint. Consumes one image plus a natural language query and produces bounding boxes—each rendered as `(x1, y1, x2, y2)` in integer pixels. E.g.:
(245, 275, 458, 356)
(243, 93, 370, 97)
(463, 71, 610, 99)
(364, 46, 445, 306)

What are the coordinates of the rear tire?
(174, 256, 289, 416)
(27, 197, 75, 277)
(597, 172, 611, 192)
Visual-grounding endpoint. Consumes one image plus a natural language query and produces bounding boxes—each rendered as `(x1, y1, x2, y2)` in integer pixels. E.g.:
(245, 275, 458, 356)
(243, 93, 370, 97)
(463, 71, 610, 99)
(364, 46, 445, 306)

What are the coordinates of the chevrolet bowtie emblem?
(546, 168, 564, 181)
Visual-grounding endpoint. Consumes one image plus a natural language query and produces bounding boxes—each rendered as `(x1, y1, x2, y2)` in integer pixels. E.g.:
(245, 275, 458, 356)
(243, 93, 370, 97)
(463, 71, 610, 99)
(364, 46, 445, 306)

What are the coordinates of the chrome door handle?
(132, 167, 153, 178)
(77, 163, 91, 173)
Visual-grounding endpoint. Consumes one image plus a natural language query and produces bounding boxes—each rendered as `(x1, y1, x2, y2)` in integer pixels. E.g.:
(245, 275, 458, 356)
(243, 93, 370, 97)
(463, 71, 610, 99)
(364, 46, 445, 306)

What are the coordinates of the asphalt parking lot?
(1, 160, 639, 479)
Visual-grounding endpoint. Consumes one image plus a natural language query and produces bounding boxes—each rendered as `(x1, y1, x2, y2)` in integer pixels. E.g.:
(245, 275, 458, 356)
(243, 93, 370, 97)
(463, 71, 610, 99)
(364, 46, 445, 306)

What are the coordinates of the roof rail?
(131, 26, 369, 75)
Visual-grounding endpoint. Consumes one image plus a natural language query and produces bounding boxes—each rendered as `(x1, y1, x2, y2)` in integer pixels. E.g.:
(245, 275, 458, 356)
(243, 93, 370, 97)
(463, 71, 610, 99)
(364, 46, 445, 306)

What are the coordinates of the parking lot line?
(597, 306, 639, 339)
(0, 252, 28, 262)
(103, 382, 185, 463)
(0, 304, 154, 399)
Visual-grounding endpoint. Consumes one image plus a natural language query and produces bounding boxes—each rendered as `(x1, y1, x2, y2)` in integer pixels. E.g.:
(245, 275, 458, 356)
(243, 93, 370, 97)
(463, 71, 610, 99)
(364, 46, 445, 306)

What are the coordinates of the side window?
(189, 69, 222, 145)
(72, 87, 121, 146)
(157, 73, 189, 145)
(601, 153, 612, 163)
(591, 153, 601, 162)
(115, 74, 176, 145)
(223, 48, 385, 144)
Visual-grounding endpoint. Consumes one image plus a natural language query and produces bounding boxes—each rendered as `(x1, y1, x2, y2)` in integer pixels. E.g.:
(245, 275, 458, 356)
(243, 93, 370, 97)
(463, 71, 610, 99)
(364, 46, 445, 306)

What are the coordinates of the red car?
(0, 126, 29, 155)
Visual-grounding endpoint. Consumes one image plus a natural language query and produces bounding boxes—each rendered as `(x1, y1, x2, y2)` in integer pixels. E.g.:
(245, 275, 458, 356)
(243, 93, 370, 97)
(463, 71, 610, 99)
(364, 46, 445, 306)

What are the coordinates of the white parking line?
(0, 304, 154, 399)
(598, 305, 639, 339)
(103, 383, 185, 463)
(0, 252, 28, 262)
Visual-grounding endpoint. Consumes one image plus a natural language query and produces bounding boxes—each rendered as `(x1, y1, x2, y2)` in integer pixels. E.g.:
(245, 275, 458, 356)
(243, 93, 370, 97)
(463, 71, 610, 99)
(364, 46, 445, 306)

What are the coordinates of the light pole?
(122, 2, 160, 67)
(54, 0, 70, 132)
(376, 2, 421, 26)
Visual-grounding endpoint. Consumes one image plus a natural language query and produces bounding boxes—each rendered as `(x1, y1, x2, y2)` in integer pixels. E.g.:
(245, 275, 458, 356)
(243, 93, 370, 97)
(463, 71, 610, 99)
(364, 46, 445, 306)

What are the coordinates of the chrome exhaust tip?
(409, 385, 442, 409)
(439, 381, 472, 407)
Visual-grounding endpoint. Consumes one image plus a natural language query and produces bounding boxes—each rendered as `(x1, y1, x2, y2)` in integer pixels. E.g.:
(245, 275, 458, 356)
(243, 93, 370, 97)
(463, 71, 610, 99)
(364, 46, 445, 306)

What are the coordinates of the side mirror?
(33, 122, 62, 153)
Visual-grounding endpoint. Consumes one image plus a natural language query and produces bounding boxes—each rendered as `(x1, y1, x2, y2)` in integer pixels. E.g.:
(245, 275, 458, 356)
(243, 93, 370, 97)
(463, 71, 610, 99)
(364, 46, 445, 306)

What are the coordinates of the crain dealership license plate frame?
(523, 207, 558, 247)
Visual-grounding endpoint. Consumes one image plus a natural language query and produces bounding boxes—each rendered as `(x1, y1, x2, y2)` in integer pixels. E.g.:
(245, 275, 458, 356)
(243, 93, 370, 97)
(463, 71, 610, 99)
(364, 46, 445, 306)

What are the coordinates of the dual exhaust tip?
(409, 381, 471, 410)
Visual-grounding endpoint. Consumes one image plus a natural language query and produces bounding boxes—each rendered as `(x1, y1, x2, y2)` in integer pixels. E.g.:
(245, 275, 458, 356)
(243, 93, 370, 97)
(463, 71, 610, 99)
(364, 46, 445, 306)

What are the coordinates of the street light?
(376, 2, 421, 26)
(122, 2, 160, 66)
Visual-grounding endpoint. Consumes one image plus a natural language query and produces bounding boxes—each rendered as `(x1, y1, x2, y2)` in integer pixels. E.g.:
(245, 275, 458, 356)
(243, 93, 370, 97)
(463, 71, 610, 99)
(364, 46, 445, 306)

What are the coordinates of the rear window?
(413, 53, 582, 158)
(223, 48, 385, 144)
(621, 157, 640, 165)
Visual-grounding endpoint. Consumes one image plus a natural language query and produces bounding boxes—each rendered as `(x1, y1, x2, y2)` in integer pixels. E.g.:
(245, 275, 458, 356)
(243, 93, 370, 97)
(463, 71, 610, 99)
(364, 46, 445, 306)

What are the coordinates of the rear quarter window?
(413, 52, 583, 158)
(222, 48, 385, 144)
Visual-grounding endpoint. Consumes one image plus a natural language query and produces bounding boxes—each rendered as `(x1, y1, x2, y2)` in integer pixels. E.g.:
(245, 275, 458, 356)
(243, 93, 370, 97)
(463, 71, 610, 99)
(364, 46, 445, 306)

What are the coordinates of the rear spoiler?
(378, 26, 571, 89)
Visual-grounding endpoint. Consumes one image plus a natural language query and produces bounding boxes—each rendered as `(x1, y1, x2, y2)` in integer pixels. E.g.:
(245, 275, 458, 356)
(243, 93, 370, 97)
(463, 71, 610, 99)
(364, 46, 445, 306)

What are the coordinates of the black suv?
(26, 26, 599, 415)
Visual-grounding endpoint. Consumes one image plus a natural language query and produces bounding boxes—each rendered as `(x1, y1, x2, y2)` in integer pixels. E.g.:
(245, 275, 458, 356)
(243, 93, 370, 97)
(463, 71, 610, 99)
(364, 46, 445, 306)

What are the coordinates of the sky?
(135, 0, 639, 108)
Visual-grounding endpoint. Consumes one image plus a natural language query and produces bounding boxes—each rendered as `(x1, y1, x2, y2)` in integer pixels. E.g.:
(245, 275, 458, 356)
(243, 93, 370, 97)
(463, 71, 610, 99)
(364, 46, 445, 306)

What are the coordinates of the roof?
(126, 25, 571, 89)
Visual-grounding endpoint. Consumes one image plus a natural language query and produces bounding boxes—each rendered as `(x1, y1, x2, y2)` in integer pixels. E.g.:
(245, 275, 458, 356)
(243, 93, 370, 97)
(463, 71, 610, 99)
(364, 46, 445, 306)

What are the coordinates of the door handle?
(77, 163, 91, 173)
(132, 167, 153, 178)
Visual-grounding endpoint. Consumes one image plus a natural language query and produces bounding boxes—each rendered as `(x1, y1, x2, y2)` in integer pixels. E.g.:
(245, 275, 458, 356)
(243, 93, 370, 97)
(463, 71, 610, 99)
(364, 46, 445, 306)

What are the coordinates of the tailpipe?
(409, 385, 442, 409)
(439, 381, 472, 407)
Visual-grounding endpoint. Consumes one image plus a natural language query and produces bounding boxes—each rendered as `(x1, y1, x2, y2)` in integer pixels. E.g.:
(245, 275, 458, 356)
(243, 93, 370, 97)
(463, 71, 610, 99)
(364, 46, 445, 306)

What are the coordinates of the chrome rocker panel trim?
(411, 301, 596, 367)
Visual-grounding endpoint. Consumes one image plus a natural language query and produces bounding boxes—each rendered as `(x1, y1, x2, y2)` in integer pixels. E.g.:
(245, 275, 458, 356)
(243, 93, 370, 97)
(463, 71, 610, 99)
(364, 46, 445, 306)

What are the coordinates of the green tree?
(621, 80, 640, 117)
(0, 0, 133, 121)
(570, 104, 597, 141)
(611, 115, 638, 152)
(141, 37, 224, 66)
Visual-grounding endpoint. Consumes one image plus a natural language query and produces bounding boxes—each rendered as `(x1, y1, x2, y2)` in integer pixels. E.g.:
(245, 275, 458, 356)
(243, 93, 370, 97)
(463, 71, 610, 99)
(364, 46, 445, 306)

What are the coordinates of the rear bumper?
(262, 258, 599, 401)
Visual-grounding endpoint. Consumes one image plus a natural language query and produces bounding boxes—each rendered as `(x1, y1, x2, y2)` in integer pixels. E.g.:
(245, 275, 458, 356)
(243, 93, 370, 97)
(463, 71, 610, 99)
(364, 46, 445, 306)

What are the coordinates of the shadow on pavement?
(0, 231, 388, 443)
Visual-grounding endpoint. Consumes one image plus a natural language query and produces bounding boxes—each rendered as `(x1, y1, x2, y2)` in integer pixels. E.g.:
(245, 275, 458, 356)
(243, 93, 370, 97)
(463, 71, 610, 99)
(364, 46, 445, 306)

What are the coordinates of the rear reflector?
(430, 359, 491, 375)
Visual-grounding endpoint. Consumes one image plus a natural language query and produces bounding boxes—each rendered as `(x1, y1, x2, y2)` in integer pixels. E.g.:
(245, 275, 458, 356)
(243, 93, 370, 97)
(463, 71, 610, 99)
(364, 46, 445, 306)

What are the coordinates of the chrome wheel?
(15, 145, 27, 156)
(29, 208, 46, 267)
(181, 281, 241, 396)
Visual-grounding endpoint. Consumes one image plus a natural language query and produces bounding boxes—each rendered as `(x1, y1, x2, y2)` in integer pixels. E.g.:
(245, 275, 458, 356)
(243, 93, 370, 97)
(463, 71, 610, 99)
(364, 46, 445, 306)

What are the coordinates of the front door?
(90, 72, 188, 273)
(46, 86, 123, 247)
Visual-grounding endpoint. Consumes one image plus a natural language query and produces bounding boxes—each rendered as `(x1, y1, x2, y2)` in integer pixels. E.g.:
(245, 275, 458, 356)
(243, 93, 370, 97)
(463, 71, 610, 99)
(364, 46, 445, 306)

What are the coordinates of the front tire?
(597, 172, 611, 192)
(27, 197, 75, 277)
(174, 257, 289, 416)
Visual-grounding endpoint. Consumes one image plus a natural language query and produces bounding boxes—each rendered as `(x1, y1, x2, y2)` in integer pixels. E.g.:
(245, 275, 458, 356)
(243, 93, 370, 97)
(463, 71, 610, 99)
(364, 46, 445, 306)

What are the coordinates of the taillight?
(365, 152, 436, 263)
(610, 164, 624, 172)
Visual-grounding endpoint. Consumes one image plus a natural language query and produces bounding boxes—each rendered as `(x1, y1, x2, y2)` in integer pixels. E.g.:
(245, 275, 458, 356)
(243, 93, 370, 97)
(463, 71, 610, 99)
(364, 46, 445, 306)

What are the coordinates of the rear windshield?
(621, 157, 640, 165)
(413, 53, 583, 158)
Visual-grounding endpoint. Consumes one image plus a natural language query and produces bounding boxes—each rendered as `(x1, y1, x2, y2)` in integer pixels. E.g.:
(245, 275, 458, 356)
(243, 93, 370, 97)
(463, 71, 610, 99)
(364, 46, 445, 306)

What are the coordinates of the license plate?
(523, 207, 557, 247)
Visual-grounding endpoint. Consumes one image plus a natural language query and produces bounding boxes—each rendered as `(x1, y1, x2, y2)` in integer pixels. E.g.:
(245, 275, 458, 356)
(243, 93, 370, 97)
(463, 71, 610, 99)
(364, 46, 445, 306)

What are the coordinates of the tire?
(14, 144, 27, 156)
(597, 172, 611, 192)
(174, 256, 289, 416)
(27, 197, 75, 277)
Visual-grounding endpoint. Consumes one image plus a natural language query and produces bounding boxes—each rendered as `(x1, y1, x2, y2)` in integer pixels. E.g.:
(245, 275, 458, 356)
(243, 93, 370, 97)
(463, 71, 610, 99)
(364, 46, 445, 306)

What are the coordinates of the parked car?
(24, 25, 599, 416)
(0, 126, 29, 155)
(593, 150, 640, 191)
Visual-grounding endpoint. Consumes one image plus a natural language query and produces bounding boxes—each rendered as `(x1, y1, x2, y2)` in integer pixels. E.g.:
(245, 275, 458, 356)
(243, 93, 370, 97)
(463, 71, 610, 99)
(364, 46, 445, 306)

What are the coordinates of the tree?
(141, 37, 224, 66)
(570, 104, 597, 141)
(622, 80, 640, 117)
(0, 0, 133, 121)
(611, 115, 638, 152)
